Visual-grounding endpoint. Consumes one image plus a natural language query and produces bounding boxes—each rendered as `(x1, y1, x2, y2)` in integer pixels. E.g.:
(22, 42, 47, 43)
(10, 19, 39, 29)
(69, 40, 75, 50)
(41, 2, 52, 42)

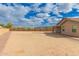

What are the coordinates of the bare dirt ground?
(1, 31, 79, 56)
(0, 29, 10, 55)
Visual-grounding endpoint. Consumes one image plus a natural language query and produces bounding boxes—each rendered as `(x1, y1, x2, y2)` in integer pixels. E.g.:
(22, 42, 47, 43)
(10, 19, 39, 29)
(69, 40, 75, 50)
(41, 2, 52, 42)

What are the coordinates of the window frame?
(72, 25, 77, 33)
(61, 25, 65, 31)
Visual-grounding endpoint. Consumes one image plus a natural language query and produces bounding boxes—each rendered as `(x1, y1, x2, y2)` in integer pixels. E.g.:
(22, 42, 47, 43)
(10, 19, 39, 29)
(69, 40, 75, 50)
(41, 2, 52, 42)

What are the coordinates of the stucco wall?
(61, 21, 79, 37)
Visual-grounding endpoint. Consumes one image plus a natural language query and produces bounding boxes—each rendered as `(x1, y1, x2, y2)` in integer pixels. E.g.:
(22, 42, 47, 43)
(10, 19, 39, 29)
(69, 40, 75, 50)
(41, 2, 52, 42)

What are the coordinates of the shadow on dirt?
(44, 32, 79, 42)
(44, 32, 70, 38)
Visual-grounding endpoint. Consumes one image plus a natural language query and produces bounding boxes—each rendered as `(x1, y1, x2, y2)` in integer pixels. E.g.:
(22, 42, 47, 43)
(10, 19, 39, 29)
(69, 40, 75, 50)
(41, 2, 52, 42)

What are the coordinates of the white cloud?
(0, 3, 65, 27)
(31, 3, 42, 12)
(0, 4, 31, 25)
(47, 17, 62, 24)
(12, 4, 31, 18)
(70, 16, 79, 18)
(30, 17, 44, 26)
(36, 13, 50, 19)
(40, 3, 63, 17)
(56, 3, 73, 13)
(18, 17, 44, 27)
(42, 3, 54, 13)
(0, 3, 79, 27)
(52, 6, 63, 17)
(72, 3, 79, 9)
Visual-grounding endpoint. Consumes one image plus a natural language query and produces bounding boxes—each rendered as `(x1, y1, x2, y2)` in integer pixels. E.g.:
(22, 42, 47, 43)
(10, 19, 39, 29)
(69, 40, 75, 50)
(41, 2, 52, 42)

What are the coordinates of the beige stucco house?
(55, 18, 79, 37)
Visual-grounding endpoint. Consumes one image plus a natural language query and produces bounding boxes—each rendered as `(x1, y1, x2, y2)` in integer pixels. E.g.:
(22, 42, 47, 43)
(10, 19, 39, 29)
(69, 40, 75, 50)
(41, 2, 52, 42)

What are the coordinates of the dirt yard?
(0, 28, 9, 36)
(0, 31, 79, 56)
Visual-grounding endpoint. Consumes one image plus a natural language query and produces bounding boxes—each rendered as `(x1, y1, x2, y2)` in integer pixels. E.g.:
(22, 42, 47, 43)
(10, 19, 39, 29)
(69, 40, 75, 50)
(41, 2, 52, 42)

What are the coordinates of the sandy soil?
(0, 28, 10, 55)
(1, 31, 79, 56)
(0, 28, 9, 35)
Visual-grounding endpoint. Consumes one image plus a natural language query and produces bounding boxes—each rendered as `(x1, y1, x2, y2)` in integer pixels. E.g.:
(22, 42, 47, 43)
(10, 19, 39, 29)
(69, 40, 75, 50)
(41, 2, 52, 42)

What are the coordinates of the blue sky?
(0, 3, 79, 27)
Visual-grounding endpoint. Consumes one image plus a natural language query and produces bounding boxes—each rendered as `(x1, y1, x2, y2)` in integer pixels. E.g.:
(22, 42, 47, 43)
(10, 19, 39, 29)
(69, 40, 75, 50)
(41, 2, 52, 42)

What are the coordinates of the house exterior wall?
(61, 20, 79, 37)
(53, 26, 61, 33)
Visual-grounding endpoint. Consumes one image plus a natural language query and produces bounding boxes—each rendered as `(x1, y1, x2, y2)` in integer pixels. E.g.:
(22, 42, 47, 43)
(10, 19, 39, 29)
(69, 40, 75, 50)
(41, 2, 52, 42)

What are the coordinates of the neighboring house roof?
(57, 18, 79, 26)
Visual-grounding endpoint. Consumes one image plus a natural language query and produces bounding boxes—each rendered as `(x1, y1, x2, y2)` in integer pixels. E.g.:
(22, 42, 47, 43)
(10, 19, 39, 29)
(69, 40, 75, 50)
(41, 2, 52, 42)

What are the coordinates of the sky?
(0, 3, 79, 27)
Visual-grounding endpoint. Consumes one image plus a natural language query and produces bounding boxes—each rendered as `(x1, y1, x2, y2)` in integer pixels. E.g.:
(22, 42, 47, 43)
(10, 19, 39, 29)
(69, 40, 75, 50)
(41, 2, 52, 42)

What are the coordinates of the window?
(72, 25, 77, 33)
(61, 25, 65, 31)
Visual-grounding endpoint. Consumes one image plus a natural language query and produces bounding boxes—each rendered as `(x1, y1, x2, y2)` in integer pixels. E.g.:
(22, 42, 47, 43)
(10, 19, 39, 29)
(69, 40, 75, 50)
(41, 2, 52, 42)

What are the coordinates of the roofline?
(57, 18, 79, 26)
(56, 18, 66, 25)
